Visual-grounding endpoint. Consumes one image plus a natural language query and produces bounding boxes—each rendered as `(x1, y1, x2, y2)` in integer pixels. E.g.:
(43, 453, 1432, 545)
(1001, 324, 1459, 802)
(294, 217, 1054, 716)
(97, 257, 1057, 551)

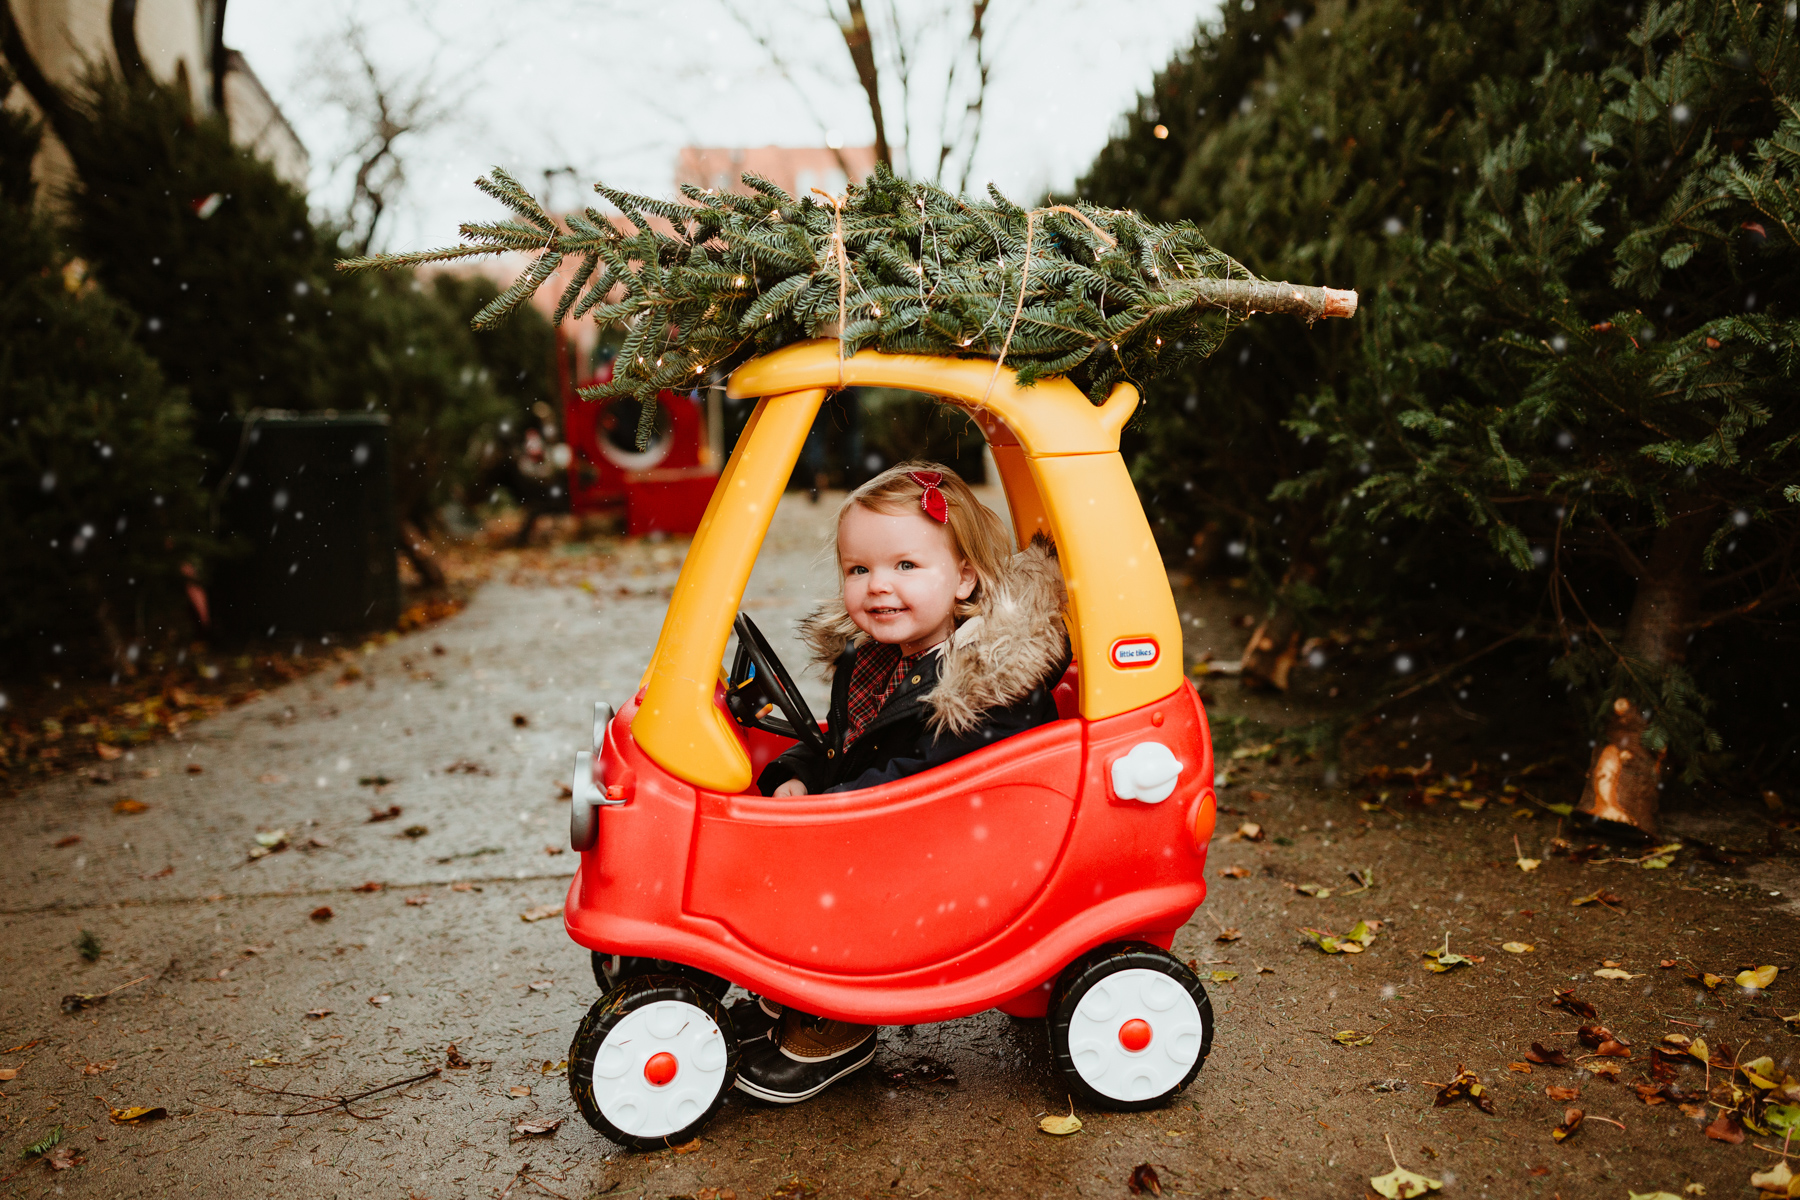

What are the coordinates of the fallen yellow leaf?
(1736, 965, 1778, 990)
(1502, 942, 1535, 954)
(1594, 968, 1644, 980)
(1038, 1113, 1082, 1136)
(1749, 1161, 1794, 1193)
(108, 1105, 167, 1124)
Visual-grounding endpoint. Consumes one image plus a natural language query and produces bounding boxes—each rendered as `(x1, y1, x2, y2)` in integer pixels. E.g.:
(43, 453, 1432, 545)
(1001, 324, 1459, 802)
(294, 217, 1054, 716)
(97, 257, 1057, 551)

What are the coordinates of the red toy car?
(561, 345, 1219, 1148)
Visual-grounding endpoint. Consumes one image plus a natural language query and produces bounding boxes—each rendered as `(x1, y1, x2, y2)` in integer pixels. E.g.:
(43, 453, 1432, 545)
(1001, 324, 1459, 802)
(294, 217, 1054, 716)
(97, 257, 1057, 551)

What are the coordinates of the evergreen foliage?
(56, 70, 552, 533)
(343, 166, 1355, 447)
(59, 70, 340, 424)
(329, 271, 537, 526)
(0, 75, 210, 671)
(1083, 0, 1800, 786)
(1292, 0, 1800, 775)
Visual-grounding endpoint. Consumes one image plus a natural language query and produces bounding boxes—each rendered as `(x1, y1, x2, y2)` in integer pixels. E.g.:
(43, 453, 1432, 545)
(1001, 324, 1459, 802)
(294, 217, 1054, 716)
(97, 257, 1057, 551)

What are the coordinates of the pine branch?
(336, 163, 1357, 445)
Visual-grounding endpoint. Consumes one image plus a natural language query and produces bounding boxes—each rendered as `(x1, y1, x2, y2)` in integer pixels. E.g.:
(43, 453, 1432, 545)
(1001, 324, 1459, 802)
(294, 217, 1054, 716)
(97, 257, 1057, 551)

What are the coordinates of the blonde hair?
(836, 461, 1013, 621)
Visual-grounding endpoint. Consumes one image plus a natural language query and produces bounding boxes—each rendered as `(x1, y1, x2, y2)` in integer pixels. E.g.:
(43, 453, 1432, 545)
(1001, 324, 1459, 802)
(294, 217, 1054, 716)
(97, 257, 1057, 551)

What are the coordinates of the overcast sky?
(223, 0, 1216, 253)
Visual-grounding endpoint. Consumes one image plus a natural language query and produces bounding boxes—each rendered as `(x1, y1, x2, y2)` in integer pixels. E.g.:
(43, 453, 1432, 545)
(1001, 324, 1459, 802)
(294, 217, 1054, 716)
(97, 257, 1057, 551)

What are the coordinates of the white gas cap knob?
(1111, 741, 1184, 804)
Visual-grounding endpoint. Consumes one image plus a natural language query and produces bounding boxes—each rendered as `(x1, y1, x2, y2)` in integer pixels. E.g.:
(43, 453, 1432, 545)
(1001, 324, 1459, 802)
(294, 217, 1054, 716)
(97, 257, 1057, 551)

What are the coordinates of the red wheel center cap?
(643, 1051, 679, 1086)
(1118, 1018, 1152, 1052)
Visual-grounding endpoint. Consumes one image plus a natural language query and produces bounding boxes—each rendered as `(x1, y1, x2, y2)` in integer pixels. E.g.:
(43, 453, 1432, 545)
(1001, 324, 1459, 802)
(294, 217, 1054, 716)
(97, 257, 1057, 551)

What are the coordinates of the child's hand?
(773, 779, 808, 797)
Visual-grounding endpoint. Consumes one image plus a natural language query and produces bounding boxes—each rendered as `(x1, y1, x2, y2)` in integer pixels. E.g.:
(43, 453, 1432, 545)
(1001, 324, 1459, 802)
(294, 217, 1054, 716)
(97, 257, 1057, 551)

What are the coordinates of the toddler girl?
(735, 462, 1070, 1103)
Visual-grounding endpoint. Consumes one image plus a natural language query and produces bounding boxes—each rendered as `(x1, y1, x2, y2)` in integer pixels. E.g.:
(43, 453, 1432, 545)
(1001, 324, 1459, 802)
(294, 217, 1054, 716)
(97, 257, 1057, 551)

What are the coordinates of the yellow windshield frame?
(632, 341, 1182, 793)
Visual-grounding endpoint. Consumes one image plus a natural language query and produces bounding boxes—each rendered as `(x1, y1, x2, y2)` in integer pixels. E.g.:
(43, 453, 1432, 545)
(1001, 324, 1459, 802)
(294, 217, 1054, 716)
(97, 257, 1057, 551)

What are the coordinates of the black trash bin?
(209, 411, 401, 639)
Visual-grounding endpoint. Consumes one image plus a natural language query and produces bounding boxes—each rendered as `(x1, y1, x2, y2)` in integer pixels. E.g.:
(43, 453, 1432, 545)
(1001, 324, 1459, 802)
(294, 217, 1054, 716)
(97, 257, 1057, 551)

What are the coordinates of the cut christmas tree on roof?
(340, 164, 1355, 446)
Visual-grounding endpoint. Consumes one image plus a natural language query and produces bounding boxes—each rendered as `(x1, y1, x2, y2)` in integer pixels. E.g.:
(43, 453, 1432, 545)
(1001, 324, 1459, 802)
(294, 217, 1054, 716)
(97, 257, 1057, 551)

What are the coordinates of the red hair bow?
(909, 470, 949, 523)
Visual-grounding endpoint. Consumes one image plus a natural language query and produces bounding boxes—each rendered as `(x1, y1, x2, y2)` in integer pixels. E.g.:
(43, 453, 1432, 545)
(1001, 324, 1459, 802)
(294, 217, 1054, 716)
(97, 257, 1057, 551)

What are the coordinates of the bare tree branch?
(835, 0, 892, 168)
(717, 0, 857, 179)
(308, 20, 452, 254)
(952, 1, 991, 193)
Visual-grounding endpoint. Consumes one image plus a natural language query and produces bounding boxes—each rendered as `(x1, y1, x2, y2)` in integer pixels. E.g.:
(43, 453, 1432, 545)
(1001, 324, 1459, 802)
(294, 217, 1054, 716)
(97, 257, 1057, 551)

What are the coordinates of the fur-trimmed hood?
(798, 537, 1069, 736)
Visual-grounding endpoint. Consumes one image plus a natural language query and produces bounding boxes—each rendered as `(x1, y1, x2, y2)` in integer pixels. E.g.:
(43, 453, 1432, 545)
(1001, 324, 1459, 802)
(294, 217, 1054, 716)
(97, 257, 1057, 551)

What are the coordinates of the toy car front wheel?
(568, 976, 738, 1150)
(1048, 941, 1213, 1110)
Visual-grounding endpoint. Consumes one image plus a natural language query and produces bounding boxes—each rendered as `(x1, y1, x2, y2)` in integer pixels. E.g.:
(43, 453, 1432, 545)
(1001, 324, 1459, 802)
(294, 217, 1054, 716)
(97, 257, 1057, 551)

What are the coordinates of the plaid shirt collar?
(841, 641, 932, 749)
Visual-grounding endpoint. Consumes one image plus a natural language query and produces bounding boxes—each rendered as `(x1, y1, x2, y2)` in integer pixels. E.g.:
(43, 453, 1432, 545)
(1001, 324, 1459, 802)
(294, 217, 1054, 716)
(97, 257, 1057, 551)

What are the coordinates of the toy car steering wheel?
(727, 612, 830, 757)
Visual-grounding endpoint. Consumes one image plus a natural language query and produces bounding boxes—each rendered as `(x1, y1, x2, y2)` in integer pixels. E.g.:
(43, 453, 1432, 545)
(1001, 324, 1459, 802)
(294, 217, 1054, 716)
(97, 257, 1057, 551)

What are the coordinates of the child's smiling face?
(838, 503, 977, 656)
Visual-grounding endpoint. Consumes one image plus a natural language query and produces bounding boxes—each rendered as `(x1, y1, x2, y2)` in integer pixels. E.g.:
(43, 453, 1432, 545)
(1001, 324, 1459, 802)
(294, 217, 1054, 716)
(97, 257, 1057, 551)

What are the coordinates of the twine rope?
(812, 188, 851, 389)
(983, 205, 1119, 405)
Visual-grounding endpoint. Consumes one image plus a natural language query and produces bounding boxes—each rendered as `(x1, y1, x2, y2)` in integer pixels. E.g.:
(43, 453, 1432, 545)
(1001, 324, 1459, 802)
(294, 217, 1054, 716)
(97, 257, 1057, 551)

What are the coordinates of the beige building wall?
(1, 0, 307, 204)
(675, 145, 879, 202)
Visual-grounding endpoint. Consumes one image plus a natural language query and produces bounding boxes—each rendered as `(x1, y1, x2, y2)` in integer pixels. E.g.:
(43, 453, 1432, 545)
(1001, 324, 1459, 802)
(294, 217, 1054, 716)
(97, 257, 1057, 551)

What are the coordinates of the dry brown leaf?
(1235, 822, 1265, 842)
(1127, 1163, 1162, 1196)
(309, 906, 333, 921)
(368, 994, 391, 1006)
(112, 798, 148, 814)
(520, 904, 563, 923)
(446, 1044, 470, 1069)
(1703, 1112, 1744, 1143)
(81, 1059, 118, 1076)
(1221, 866, 1252, 879)
(1546, 1085, 1581, 1101)
(1215, 928, 1243, 943)
(508, 1085, 531, 1098)
(405, 894, 431, 907)
(0, 1067, 16, 1081)
(304, 1008, 332, 1019)
(513, 1118, 561, 1137)
(1526, 1043, 1571, 1066)
(1508, 1062, 1534, 1074)
(1552, 989, 1599, 1020)
(1433, 1065, 1496, 1114)
(1552, 1108, 1584, 1142)
(351, 881, 384, 893)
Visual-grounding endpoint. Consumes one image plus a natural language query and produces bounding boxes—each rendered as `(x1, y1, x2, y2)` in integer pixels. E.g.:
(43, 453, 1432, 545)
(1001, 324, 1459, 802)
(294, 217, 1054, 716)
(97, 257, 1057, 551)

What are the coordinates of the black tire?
(568, 975, 740, 1150)
(1047, 941, 1213, 1111)
(590, 952, 731, 1000)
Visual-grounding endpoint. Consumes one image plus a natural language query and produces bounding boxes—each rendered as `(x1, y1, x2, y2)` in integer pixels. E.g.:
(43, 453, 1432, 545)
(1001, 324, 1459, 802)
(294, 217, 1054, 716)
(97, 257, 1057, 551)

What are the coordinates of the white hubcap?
(590, 1000, 728, 1138)
(1068, 967, 1204, 1102)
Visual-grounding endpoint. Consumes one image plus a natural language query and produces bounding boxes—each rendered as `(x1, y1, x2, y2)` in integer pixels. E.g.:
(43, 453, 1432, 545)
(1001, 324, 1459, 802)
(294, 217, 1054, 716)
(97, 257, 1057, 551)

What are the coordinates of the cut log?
(1576, 697, 1662, 841)
(1574, 508, 1713, 839)
(1188, 278, 1358, 322)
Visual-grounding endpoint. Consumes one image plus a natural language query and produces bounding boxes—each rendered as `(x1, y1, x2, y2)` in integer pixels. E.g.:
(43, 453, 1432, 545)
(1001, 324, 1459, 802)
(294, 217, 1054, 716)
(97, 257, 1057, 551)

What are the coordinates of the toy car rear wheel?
(1048, 941, 1213, 1111)
(568, 975, 739, 1150)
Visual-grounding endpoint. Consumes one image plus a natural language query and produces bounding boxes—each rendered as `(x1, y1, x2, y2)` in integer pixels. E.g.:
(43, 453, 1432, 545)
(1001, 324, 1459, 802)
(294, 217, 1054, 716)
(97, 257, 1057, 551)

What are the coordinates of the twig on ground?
(226, 1067, 441, 1119)
(498, 1161, 531, 1200)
